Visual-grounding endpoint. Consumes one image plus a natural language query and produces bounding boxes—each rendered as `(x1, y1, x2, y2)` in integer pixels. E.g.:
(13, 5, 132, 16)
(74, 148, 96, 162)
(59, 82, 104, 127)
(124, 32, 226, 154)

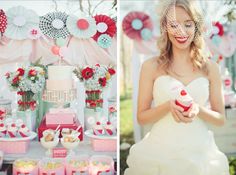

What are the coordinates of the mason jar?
(0, 98, 12, 115)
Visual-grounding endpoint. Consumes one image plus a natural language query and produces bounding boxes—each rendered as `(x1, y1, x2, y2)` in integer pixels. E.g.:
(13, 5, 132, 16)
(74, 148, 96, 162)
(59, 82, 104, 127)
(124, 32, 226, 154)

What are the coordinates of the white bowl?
(60, 137, 80, 150)
(40, 137, 59, 149)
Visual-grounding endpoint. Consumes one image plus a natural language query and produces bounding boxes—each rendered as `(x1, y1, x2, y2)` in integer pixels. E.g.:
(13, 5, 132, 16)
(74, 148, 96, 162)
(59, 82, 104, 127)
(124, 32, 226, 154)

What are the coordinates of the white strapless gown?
(124, 75, 230, 175)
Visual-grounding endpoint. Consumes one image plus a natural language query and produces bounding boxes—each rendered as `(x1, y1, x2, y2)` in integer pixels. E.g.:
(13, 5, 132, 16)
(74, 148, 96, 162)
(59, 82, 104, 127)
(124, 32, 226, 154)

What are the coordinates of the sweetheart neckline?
(154, 75, 209, 88)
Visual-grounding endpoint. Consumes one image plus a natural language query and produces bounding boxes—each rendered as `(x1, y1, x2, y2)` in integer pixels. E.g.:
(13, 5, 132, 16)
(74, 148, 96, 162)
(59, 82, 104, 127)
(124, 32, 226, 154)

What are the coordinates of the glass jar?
(108, 97, 117, 124)
(85, 90, 103, 109)
(0, 98, 12, 115)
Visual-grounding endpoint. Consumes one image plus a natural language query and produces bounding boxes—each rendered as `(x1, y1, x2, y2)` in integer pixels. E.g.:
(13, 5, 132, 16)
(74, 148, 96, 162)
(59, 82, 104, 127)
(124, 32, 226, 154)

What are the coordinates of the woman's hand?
(170, 100, 193, 123)
(182, 102, 200, 119)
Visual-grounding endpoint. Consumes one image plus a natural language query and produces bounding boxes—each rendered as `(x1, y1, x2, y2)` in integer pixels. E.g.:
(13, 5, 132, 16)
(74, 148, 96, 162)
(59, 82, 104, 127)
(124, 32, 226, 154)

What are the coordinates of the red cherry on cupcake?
(107, 121, 111, 125)
(96, 122, 101, 125)
(21, 124, 26, 128)
(180, 90, 187, 96)
(0, 123, 4, 127)
(11, 123, 16, 127)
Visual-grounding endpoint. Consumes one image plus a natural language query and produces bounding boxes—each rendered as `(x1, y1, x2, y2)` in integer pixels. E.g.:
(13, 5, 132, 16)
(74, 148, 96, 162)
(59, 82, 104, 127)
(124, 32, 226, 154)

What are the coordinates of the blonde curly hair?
(157, 0, 209, 75)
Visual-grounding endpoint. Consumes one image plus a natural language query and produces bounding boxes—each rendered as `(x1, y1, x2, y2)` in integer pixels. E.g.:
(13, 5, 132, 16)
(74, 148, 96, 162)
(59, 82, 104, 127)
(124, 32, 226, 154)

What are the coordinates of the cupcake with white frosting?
(175, 89, 193, 112)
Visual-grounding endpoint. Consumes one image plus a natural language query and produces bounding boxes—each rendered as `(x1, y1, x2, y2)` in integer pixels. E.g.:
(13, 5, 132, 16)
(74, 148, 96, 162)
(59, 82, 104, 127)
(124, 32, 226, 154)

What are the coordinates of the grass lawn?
(120, 97, 236, 175)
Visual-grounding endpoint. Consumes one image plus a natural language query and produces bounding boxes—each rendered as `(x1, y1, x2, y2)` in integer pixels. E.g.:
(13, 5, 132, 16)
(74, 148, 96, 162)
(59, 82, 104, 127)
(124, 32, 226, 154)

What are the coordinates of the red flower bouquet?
(74, 64, 116, 109)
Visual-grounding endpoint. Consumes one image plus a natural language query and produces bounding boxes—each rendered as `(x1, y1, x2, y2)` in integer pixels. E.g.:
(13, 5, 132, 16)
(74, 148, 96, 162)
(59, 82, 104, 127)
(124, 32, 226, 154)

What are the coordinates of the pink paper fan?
(122, 11, 153, 40)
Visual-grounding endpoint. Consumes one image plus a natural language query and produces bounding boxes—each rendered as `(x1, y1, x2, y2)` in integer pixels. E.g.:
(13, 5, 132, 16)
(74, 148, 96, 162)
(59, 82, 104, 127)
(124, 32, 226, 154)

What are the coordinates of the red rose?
(81, 67, 94, 80)
(95, 64, 100, 67)
(90, 102, 97, 108)
(29, 101, 36, 111)
(17, 100, 23, 105)
(5, 72, 10, 78)
(17, 68, 25, 76)
(99, 77, 107, 87)
(108, 68, 116, 75)
(17, 91, 25, 95)
(0, 109, 6, 117)
(97, 99, 103, 103)
(109, 106, 117, 113)
(12, 76, 20, 84)
(28, 69, 37, 76)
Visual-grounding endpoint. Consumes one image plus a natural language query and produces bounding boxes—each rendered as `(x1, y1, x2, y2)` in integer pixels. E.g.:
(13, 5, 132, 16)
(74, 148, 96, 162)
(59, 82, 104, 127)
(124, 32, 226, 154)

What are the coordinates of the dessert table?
(3, 137, 117, 164)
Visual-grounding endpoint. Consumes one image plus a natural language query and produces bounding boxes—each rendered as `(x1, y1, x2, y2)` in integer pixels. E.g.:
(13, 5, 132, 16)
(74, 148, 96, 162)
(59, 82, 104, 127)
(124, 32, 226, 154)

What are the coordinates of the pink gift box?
(0, 141, 29, 154)
(45, 113, 75, 125)
(91, 139, 117, 152)
(39, 158, 65, 175)
(13, 159, 39, 175)
(66, 155, 90, 175)
(89, 155, 114, 175)
(52, 148, 67, 158)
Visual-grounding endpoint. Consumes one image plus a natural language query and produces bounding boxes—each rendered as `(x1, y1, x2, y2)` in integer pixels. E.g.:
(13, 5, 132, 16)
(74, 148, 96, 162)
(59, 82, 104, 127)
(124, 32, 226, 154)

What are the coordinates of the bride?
(124, 0, 230, 175)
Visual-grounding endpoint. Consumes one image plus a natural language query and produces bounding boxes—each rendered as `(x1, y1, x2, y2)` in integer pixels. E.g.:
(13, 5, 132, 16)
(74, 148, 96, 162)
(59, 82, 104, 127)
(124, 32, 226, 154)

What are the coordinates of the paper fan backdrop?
(93, 14, 116, 41)
(0, 9, 7, 36)
(39, 11, 70, 39)
(4, 6, 39, 40)
(66, 15, 97, 39)
(122, 11, 153, 41)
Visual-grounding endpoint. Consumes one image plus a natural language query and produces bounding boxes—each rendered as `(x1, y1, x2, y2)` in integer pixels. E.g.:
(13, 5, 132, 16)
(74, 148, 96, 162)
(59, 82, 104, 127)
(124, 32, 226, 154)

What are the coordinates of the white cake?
(46, 66, 74, 91)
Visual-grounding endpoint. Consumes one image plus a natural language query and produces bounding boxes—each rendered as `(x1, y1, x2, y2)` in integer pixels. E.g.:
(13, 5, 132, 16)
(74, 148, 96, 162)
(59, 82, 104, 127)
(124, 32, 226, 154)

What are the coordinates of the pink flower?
(5, 72, 10, 78)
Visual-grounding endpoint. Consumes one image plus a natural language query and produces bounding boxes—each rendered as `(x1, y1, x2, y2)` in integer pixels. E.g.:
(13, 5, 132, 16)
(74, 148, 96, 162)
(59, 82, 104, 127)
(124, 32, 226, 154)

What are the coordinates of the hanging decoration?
(67, 15, 97, 39)
(4, 6, 39, 40)
(93, 15, 116, 41)
(28, 27, 42, 40)
(97, 34, 112, 49)
(122, 11, 153, 41)
(206, 21, 236, 59)
(39, 11, 70, 39)
(0, 9, 7, 37)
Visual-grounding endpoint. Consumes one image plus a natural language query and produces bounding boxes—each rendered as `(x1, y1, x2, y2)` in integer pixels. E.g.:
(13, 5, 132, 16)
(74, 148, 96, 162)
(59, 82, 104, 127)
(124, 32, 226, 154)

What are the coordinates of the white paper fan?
(5, 6, 39, 40)
(66, 15, 97, 39)
(39, 11, 70, 39)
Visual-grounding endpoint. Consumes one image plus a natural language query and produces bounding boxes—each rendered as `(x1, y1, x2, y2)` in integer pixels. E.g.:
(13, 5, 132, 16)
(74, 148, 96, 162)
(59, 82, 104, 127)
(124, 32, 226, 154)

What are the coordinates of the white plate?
(0, 131, 37, 141)
(85, 130, 116, 140)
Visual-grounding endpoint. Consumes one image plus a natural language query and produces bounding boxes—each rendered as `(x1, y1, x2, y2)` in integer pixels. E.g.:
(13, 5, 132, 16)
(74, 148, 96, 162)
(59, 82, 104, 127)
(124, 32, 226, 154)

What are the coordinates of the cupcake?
(0, 123, 6, 137)
(104, 121, 116, 136)
(7, 123, 18, 138)
(175, 89, 193, 112)
(18, 124, 30, 137)
(93, 122, 104, 136)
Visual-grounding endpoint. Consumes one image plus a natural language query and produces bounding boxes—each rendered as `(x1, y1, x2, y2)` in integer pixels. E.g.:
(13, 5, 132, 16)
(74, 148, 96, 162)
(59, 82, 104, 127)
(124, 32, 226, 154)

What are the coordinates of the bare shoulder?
(207, 59, 221, 81)
(142, 57, 159, 69)
(141, 57, 163, 78)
